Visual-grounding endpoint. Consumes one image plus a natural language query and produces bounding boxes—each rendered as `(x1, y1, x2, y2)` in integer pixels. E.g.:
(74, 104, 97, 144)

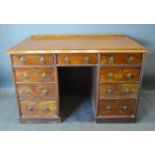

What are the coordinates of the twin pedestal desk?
(8, 35, 148, 123)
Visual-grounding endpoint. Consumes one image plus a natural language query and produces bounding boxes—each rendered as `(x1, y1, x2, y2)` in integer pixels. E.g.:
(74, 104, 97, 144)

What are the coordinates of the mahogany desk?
(8, 35, 148, 123)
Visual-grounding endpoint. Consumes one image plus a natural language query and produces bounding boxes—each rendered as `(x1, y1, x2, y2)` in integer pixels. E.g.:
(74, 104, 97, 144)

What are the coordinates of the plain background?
(0, 24, 155, 90)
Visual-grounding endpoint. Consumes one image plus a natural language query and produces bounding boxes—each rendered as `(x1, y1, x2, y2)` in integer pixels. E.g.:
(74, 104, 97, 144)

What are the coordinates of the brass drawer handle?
(64, 57, 71, 63)
(40, 57, 46, 64)
(23, 73, 29, 80)
(43, 89, 48, 95)
(106, 105, 111, 110)
(124, 88, 130, 94)
(32, 69, 36, 73)
(84, 56, 90, 63)
(20, 57, 26, 64)
(107, 88, 112, 93)
(109, 56, 114, 64)
(127, 73, 133, 79)
(123, 105, 128, 111)
(44, 106, 50, 112)
(41, 73, 47, 80)
(25, 89, 32, 95)
(108, 73, 113, 79)
(27, 105, 33, 112)
(128, 56, 134, 64)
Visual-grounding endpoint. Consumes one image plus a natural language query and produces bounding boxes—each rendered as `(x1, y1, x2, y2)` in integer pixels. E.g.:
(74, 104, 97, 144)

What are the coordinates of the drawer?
(100, 67, 141, 82)
(98, 99, 136, 116)
(101, 54, 142, 65)
(57, 54, 98, 65)
(17, 84, 56, 99)
(15, 68, 55, 82)
(99, 84, 139, 99)
(12, 54, 54, 65)
(20, 100, 57, 117)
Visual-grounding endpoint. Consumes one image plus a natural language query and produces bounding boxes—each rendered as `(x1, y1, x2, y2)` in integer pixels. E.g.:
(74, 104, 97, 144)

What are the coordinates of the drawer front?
(15, 68, 55, 82)
(57, 54, 98, 65)
(99, 84, 139, 99)
(101, 54, 142, 65)
(100, 67, 141, 82)
(98, 99, 136, 116)
(20, 100, 57, 117)
(17, 84, 56, 99)
(12, 54, 54, 65)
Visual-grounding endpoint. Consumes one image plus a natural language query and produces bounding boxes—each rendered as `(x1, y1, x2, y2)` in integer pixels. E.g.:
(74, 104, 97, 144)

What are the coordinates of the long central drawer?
(57, 54, 98, 65)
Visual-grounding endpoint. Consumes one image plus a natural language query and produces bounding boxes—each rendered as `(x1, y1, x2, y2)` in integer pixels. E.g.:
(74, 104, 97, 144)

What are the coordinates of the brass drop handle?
(109, 56, 114, 64)
(124, 88, 130, 94)
(127, 73, 133, 79)
(25, 89, 32, 95)
(41, 73, 47, 80)
(27, 106, 33, 112)
(43, 89, 48, 95)
(123, 105, 128, 111)
(23, 73, 29, 80)
(128, 56, 134, 64)
(64, 57, 71, 63)
(108, 73, 113, 79)
(107, 88, 112, 93)
(40, 57, 46, 64)
(44, 106, 50, 112)
(20, 57, 26, 64)
(84, 56, 90, 63)
(106, 105, 111, 110)
(32, 69, 36, 73)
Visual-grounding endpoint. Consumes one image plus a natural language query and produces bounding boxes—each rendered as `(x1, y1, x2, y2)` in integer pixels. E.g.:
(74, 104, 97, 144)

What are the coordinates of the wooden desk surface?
(8, 35, 148, 54)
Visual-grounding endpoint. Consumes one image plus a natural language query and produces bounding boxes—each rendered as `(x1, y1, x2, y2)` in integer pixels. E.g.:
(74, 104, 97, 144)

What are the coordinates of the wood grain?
(17, 84, 56, 99)
(12, 54, 54, 65)
(15, 68, 55, 82)
(20, 100, 57, 117)
(98, 99, 136, 116)
(100, 67, 141, 82)
(101, 53, 142, 65)
(99, 83, 139, 99)
(57, 54, 98, 65)
(8, 35, 148, 54)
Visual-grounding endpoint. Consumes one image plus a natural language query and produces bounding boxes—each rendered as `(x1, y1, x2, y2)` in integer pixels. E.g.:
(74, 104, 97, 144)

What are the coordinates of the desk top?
(8, 35, 148, 54)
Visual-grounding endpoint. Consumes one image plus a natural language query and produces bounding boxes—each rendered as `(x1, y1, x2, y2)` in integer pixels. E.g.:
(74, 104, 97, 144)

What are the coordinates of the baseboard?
(96, 117, 136, 123)
(19, 117, 61, 124)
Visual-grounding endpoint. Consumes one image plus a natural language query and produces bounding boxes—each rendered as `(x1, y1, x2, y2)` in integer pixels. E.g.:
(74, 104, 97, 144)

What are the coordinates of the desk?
(8, 35, 148, 123)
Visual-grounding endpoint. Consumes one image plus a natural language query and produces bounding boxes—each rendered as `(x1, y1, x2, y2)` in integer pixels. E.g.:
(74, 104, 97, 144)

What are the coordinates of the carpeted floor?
(0, 89, 155, 131)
